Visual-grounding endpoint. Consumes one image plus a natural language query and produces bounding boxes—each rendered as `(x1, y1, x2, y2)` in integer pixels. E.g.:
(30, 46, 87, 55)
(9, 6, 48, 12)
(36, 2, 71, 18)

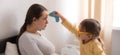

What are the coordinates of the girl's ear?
(88, 34, 92, 39)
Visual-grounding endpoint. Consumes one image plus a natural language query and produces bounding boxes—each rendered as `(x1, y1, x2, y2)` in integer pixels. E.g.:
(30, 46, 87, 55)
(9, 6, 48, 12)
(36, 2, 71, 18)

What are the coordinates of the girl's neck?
(82, 38, 94, 44)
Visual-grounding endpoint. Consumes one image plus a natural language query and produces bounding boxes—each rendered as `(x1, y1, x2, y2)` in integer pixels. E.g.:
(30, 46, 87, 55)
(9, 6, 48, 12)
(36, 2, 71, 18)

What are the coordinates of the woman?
(17, 4, 57, 55)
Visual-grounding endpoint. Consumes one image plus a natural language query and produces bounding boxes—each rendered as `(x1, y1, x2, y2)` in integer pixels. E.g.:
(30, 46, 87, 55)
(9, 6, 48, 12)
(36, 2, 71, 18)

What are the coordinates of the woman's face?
(33, 11, 49, 30)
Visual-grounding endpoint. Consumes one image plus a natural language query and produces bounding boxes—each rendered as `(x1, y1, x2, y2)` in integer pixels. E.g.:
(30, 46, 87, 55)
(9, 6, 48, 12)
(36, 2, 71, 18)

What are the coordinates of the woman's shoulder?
(20, 31, 30, 37)
(19, 32, 33, 41)
(20, 31, 45, 40)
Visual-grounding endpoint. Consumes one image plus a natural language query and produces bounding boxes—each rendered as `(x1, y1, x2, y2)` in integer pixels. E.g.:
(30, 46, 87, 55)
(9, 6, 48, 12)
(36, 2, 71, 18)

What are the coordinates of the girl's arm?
(54, 11, 78, 37)
(61, 19, 78, 36)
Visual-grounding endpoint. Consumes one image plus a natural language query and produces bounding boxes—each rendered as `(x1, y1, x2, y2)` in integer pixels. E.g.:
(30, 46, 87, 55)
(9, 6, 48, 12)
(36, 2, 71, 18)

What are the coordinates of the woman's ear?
(33, 17, 37, 21)
(32, 17, 37, 24)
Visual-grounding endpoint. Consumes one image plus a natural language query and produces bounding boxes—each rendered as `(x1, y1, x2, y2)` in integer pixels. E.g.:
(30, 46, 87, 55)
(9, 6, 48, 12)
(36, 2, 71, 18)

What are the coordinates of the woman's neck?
(26, 25, 38, 34)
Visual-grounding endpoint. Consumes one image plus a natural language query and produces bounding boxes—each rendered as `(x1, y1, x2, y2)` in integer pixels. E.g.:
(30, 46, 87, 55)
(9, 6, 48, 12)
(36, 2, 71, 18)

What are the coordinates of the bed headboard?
(0, 35, 18, 53)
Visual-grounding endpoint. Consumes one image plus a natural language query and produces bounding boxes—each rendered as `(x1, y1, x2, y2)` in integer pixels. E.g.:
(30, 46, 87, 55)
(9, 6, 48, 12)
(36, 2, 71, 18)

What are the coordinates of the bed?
(0, 35, 80, 55)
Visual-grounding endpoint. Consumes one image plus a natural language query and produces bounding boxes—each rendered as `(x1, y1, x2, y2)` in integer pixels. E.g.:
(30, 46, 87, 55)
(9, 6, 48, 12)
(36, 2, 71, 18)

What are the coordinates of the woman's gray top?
(19, 31, 56, 55)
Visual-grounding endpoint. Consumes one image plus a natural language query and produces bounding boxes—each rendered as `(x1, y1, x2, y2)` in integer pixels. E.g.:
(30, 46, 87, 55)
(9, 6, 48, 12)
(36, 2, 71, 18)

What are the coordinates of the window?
(113, 0, 120, 28)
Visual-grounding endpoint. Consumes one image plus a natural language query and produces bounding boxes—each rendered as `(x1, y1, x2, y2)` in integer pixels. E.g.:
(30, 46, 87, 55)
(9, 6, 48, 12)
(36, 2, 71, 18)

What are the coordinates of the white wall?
(112, 29, 120, 55)
(0, 0, 80, 54)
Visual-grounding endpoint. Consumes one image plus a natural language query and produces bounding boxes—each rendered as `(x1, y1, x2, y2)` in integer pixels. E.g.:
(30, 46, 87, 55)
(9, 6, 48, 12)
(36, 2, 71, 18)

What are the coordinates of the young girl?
(54, 11, 105, 55)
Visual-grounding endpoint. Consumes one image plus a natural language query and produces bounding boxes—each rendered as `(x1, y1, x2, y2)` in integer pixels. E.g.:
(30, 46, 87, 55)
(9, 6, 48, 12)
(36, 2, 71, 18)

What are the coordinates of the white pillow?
(61, 44, 80, 55)
(5, 42, 19, 55)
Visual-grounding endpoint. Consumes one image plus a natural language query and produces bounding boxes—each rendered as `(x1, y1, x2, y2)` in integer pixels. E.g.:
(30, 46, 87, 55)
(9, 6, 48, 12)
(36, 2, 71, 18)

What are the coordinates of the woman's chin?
(41, 28, 46, 30)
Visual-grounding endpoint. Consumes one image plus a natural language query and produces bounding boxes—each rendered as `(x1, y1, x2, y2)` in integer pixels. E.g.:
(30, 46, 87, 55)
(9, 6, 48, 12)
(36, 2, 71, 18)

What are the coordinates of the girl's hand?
(53, 11, 66, 21)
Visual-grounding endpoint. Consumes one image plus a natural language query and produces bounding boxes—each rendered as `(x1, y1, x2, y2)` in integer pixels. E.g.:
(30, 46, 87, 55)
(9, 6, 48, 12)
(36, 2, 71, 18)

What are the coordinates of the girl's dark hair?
(80, 19, 104, 48)
(16, 4, 47, 55)
(80, 19, 101, 37)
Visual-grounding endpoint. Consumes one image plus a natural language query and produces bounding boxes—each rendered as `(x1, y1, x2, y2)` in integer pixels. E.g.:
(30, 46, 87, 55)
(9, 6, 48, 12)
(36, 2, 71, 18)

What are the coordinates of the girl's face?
(33, 11, 49, 30)
(79, 34, 90, 41)
(79, 27, 92, 41)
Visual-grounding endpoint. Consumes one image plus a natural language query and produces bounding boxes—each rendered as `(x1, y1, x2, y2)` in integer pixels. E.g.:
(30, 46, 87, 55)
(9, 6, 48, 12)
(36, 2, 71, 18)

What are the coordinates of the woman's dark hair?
(16, 4, 47, 55)
(19, 4, 47, 36)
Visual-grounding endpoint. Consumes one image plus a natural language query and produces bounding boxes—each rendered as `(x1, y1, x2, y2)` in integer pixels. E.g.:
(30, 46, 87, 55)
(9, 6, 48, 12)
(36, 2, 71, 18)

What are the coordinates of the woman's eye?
(43, 18, 47, 20)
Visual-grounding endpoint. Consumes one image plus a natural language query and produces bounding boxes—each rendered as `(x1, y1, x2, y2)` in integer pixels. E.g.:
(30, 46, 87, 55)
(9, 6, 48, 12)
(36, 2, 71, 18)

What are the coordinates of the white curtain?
(78, 0, 113, 55)
(101, 0, 113, 55)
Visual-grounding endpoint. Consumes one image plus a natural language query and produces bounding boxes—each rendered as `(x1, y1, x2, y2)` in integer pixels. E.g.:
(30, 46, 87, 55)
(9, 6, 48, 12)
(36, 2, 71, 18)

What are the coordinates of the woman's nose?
(46, 20, 48, 24)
